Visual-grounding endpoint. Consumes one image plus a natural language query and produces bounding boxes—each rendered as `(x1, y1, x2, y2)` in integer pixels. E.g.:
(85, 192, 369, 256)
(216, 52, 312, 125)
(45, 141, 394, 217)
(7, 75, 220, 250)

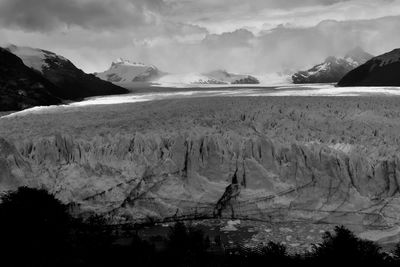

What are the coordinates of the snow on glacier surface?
(3, 84, 400, 118)
(156, 72, 291, 87)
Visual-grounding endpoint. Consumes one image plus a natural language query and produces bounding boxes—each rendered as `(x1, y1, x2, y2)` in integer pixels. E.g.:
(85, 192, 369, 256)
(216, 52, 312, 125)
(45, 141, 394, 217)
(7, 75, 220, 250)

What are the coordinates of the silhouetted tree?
(0, 187, 394, 267)
(310, 225, 385, 266)
(261, 241, 288, 260)
(70, 214, 115, 265)
(390, 243, 400, 266)
(166, 222, 210, 266)
(0, 187, 71, 266)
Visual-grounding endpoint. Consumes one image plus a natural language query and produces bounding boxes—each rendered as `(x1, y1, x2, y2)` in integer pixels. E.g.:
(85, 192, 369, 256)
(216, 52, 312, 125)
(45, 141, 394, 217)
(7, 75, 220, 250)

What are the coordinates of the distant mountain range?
(153, 70, 260, 86)
(203, 70, 259, 84)
(3, 43, 400, 112)
(338, 49, 400, 86)
(292, 47, 373, 84)
(96, 60, 260, 86)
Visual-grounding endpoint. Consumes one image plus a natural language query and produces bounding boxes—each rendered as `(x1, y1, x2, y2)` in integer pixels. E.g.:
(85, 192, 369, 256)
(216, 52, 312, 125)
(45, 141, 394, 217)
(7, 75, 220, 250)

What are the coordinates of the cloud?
(202, 29, 255, 48)
(1, 0, 400, 74)
(129, 15, 400, 74)
(169, 0, 400, 34)
(0, 0, 166, 32)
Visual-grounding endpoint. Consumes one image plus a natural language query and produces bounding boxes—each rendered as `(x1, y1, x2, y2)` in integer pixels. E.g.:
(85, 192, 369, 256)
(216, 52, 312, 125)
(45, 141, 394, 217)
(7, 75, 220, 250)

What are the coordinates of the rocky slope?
(96, 58, 163, 84)
(338, 49, 400, 86)
(2, 96, 400, 229)
(0, 48, 61, 111)
(6, 45, 128, 100)
(292, 48, 373, 84)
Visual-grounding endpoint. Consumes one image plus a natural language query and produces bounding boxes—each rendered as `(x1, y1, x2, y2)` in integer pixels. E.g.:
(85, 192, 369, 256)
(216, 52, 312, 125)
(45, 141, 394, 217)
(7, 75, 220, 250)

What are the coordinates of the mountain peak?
(325, 56, 340, 63)
(6, 44, 69, 73)
(292, 49, 372, 84)
(98, 59, 161, 83)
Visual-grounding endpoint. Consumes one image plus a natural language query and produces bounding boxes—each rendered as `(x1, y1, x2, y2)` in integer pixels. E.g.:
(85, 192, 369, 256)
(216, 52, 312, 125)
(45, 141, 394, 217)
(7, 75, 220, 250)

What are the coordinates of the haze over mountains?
(96, 46, 400, 88)
(95, 60, 260, 87)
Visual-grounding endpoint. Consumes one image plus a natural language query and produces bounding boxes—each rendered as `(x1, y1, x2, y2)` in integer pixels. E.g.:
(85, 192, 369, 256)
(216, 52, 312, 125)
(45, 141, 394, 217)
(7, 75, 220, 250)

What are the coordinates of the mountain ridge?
(0, 48, 62, 111)
(292, 48, 373, 84)
(338, 48, 400, 86)
(6, 45, 128, 100)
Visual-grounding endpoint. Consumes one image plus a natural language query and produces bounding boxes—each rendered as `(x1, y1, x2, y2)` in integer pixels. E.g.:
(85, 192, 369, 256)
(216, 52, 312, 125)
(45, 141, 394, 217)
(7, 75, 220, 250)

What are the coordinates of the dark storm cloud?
(0, 0, 357, 33)
(0, 0, 166, 32)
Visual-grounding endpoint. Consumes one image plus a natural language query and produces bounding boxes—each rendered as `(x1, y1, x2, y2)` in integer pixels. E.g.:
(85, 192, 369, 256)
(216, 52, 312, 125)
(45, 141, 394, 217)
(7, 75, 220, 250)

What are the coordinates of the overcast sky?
(1, 0, 400, 74)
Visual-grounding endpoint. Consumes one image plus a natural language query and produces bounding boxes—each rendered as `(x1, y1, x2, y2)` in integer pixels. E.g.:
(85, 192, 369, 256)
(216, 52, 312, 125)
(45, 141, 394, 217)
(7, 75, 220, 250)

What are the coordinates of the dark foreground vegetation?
(1, 187, 400, 266)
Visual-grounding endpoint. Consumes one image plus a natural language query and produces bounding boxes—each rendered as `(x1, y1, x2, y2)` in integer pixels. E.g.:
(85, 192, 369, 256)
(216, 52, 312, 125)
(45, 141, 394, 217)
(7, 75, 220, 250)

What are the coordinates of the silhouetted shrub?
(310, 225, 386, 266)
(166, 222, 211, 266)
(261, 241, 288, 260)
(0, 188, 396, 267)
(222, 241, 293, 267)
(393, 243, 400, 261)
(167, 222, 210, 254)
(0, 187, 71, 265)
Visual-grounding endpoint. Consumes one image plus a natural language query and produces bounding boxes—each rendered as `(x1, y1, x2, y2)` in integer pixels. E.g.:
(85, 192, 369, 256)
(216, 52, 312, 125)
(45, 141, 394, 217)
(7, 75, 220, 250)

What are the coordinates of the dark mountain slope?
(338, 49, 400, 86)
(0, 48, 61, 111)
(7, 46, 128, 100)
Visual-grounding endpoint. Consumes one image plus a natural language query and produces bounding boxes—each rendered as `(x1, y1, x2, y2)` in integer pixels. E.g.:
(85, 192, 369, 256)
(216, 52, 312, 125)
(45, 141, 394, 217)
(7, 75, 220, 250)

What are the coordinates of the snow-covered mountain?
(96, 58, 162, 83)
(6, 45, 68, 74)
(338, 48, 400, 86)
(204, 70, 259, 84)
(292, 47, 373, 84)
(6, 45, 127, 100)
(0, 48, 61, 111)
(156, 70, 259, 87)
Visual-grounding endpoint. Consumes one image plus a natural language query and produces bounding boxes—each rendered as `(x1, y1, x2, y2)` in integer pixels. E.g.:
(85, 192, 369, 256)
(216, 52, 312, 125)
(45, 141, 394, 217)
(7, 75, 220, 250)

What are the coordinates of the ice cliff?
(2, 130, 400, 226)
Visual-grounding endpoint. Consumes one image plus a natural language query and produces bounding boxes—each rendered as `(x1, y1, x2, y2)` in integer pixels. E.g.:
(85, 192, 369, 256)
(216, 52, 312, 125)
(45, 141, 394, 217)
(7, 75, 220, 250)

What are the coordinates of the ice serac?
(1, 130, 400, 226)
